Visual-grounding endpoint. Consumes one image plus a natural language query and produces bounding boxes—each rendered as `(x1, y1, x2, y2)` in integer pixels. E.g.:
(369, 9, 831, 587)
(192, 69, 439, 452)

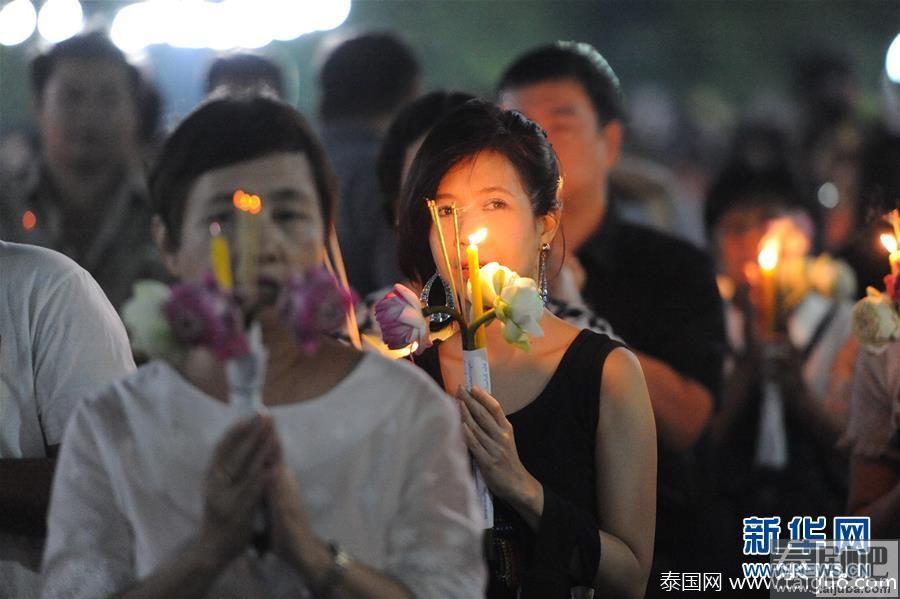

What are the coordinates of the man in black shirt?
(498, 42, 727, 589)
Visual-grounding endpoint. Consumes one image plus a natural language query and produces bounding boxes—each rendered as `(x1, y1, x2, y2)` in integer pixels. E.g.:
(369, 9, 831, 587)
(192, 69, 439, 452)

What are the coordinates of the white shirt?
(843, 340, 900, 462)
(0, 241, 134, 598)
(42, 354, 486, 598)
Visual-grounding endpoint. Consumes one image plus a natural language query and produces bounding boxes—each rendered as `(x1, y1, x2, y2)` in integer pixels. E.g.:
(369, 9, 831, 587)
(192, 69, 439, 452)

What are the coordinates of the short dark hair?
(318, 32, 420, 121)
(497, 41, 625, 126)
(149, 96, 337, 249)
(704, 161, 811, 234)
(205, 53, 285, 98)
(30, 31, 140, 104)
(396, 100, 560, 284)
(376, 91, 476, 225)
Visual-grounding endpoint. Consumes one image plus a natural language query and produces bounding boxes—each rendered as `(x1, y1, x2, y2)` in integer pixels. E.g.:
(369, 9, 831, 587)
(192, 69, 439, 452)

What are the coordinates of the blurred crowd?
(1, 25, 899, 599)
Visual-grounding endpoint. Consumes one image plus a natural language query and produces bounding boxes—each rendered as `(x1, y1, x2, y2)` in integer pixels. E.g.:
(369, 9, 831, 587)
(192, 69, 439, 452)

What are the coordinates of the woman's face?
(430, 150, 558, 283)
(162, 151, 325, 303)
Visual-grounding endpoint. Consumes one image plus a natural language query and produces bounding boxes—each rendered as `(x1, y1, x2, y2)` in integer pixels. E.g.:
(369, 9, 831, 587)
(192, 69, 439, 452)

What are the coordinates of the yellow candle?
(880, 233, 899, 277)
(758, 239, 779, 333)
(209, 223, 234, 291)
(467, 229, 488, 349)
(233, 190, 262, 293)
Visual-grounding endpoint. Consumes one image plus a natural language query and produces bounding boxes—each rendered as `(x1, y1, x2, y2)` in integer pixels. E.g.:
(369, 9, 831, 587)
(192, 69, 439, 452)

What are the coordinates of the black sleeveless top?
(414, 329, 625, 598)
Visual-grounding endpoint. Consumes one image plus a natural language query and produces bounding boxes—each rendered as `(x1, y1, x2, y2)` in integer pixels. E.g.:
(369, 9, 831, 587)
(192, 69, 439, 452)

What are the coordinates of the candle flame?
(468, 228, 487, 245)
(21, 210, 36, 231)
(232, 190, 262, 215)
(880, 233, 898, 254)
(758, 238, 779, 271)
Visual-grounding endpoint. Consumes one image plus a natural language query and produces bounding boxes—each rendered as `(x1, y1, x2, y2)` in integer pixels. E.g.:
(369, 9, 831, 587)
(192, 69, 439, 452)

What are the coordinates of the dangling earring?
(420, 272, 456, 323)
(538, 242, 551, 305)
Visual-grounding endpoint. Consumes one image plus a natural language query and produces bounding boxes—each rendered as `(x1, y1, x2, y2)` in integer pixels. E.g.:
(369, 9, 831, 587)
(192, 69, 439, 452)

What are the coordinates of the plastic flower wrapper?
(122, 280, 181, 361)
(374, 283, 432, 354)
(279, 266, 355, 354)
(492, 276, 545, 351)
(164, 274, 249, 360)
(851, 287, 900, 351)
(808, 254, 857, 301)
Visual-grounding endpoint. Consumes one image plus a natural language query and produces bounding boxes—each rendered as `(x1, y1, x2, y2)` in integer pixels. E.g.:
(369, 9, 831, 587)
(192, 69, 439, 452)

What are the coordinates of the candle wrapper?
(463, 348, 494, 528)
(225, 321, 270, 551)
(226, 322, 268, 417)
(753, 343, 789, 470)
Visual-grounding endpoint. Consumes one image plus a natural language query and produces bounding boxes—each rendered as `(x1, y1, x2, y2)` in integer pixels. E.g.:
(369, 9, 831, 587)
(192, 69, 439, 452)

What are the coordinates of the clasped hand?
(455, 385, 540, 506)
(201, 413, 315, 569)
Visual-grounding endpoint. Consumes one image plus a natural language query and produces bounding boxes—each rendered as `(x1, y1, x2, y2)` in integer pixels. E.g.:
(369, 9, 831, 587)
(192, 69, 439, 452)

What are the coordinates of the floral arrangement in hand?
(123, 266, 354, 362)
(374, 262, 544, 355)
(852, 269, 900, 352)
(852, 210, 900, 351)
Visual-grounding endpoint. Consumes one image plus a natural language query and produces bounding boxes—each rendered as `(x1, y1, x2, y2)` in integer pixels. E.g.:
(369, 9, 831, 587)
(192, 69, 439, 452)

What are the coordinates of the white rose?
(494, 277, 544, 351)
(122, 280, 181, 360)
(470, 262, 518, 309)
(851, 289, 900, 350)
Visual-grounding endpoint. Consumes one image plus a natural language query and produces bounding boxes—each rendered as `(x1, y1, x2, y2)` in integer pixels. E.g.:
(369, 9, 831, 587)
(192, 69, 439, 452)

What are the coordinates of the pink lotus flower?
(279, 267, 355, 353)
(374, 284, 431, 354)
(164, 274, 249, 360)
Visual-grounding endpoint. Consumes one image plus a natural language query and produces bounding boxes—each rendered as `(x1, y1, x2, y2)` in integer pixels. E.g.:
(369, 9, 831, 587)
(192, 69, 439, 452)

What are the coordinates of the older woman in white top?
(41, 96, 485, 599)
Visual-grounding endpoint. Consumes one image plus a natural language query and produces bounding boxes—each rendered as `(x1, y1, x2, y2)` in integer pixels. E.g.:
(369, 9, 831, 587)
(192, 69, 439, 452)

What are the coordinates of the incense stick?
(327, 225, 362, 350)
(451, 204, 467, 321)
(427, 200, 464, 324)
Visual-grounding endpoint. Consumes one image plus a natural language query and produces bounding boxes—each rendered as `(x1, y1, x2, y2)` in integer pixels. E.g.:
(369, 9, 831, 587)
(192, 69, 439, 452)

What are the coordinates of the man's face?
(500, 78, 616, 208)
(37, 58, 139, 173)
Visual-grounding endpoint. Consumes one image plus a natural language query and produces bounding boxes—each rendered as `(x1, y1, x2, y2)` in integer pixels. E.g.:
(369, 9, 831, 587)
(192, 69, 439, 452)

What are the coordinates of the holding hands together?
(456, 386, 544, 527)
(199, 414, 346, 591)
(201, 413, 280, 565)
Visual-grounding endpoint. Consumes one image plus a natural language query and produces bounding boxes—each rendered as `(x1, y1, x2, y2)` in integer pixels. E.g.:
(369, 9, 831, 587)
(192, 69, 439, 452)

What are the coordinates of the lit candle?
(467, 228, 488, 349)
(209, 222, 234, 291)
(232, 189, 262, 294)
(758, 237, 779, 333)
(880, 233, 899, 277)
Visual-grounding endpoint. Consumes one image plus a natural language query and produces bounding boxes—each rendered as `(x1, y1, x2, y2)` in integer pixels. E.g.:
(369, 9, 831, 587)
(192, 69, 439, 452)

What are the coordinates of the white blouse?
(41, 354, 486, 598)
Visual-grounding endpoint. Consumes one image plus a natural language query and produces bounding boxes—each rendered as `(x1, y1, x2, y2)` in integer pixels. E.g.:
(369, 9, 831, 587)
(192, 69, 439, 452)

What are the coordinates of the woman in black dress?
(395, 100, 656, 598)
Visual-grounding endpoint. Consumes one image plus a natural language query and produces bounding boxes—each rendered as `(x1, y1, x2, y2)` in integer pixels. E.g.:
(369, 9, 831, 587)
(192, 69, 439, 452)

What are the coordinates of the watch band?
(315, 541, 351, 598)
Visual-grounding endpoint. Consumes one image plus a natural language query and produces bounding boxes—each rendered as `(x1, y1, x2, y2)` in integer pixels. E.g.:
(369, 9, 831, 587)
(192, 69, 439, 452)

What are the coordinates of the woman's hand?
(456, 385, 543, 524)
(265, 455, 329, 576)
(199, 413, 280, 567)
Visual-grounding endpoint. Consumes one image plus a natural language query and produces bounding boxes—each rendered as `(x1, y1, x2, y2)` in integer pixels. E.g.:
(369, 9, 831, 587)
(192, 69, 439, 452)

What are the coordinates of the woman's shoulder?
(355, 351, 455, 409)
(75, 361, 214, 433)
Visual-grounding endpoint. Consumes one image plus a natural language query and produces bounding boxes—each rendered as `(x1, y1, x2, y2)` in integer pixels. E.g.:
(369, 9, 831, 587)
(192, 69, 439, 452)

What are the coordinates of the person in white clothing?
(41, 95, 485, 599)
(0, 241, 135, 598)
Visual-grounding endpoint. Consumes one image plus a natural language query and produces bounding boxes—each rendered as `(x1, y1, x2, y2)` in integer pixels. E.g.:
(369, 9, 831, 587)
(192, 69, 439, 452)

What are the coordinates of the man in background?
(0, 32, 165, 310)
(317, 32, 421, 296)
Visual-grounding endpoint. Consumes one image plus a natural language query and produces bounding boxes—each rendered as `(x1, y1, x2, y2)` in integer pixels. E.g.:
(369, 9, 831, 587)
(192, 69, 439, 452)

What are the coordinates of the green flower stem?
(464, 309, 496, 350)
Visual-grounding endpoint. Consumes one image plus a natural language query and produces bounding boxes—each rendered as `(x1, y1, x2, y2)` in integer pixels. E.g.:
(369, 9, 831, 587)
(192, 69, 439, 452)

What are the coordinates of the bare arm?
(457, 347, 656, 597)
(847, 455, 900, 539)
(637, 352, 712, 452)
(593, 348, 657, 599)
